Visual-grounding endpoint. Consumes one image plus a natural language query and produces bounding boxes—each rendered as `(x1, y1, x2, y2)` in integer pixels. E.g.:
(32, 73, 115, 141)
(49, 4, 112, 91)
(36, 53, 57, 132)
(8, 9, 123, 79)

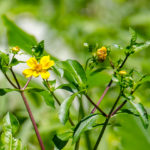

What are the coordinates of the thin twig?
(91, 54, 129, 113)
(22, 76, 32, 90)
(3, 73, 18, 88)
(93, 91, 122, 150)
(85, 94, 107, 117)
(10, 68, 21, 88)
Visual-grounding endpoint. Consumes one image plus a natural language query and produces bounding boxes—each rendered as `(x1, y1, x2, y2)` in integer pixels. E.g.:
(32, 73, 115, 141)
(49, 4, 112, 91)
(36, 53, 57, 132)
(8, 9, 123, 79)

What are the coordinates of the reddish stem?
(21, 92, 45, 150)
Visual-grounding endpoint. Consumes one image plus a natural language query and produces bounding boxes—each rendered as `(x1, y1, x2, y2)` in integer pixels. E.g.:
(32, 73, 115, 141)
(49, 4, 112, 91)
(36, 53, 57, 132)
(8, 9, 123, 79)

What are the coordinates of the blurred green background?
(0, 0, 150, 150)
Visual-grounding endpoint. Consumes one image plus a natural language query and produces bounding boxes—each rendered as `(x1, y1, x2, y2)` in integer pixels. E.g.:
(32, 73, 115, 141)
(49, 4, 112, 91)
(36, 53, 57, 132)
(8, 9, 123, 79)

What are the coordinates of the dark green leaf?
(40, 91, 55, 108)
(59, 92, 79, 124)
(9, 58, 25, 67)
(0, 52, 9, 73)
(2, 15, 37, 54)
(56, 60, 87, 90)
(129, 101, 149, 129)
(0, 88, 19, 96)
(56, 84, 77, 93)
(73, 114, 100, 143)
(52, 135, 68, 150)
(32, 40, 44, 58)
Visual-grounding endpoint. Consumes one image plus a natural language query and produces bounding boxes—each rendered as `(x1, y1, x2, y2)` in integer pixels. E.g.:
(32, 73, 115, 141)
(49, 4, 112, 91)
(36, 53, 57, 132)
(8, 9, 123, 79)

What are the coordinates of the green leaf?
(129, 27, 137, 45)
(90, 68, 106, 76)
(32, 40, 44, 58)
(73, 114, 100, 143)
(52, 134, 68, 150)
(59, 92, 79, 124)
(9, 58, 25, 67)
(56, 84, 77, 93)
(129, 101, 149, 129)
(40, 91, 55, 108)
(1, 131, 22, 150)
(56, 60, 87, 90)
(3, 112, 20, 135)
(2, 15, 37, 54)
(0, 52, 9, 73)
(133, 41, 150, 52)
(0, 88, 19, 96)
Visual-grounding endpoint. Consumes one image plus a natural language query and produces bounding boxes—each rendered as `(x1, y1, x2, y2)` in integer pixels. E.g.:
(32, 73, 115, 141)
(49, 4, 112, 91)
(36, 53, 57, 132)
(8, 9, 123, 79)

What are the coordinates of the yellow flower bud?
(119, 70, 127, 76)
(97, 46, 107, 61)
(11, 46, 20, 53)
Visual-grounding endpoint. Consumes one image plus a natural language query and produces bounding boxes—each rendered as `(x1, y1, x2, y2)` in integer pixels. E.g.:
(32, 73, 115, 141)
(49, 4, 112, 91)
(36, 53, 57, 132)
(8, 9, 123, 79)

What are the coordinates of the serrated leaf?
(73, 114, 99, 143)
(129, 27, 137, 45)
(59, 92, 79, 124)
(56, 60, 87, 90)
(2, 15, 37, 54)
(129, 101, 149, 129)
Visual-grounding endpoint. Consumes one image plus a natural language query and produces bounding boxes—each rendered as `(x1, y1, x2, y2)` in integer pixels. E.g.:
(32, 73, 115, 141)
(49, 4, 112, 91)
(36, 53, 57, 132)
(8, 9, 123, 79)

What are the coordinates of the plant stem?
(91, 80, 112, 113)
(22, 76, 32, 90)
(93, 91, 122, 150)
(10, 68, 21, 88)
(85, 94, 107, 117)
(91, 54, 129, 113)
(8, 69, 45, 150)
(21, 91, 45, 150)
(74, 138, 80, 150)
(3, 73, 18, 88)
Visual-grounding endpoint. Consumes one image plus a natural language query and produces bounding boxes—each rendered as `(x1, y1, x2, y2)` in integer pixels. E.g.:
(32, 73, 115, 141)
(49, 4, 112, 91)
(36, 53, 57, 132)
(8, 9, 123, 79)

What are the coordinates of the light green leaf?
(59, 92, 79, 124)
(2, 15, 37, 54)
(129, 101, 149, 129)
(73, 114, 100, 143)
(3, 112, 20, 134)
(129, 27, 137, 45)
(1, 131, 22, 150)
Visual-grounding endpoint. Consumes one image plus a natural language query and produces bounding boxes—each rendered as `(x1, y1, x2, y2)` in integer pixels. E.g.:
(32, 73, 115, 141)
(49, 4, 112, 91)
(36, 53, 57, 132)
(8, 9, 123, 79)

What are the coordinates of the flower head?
(23, 56, 54, 79)
(119, 70, 127, 76)
(97, 46, 107, 61)
(11, 46, 20, 53)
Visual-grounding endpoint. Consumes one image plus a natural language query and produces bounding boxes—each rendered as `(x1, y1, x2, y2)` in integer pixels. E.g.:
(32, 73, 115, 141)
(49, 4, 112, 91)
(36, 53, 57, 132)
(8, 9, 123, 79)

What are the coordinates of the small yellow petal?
(27, 57, 38, 69)
(41, 71, 50, 79)
(33, 71, 40, 77)
(23, 69, 33, 78)
(40, 56, 54, 69)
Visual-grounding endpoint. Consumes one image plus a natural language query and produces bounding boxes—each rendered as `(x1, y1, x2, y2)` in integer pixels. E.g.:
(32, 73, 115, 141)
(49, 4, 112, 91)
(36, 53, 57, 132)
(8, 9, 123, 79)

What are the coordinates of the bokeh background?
(0, 0, 150, 150)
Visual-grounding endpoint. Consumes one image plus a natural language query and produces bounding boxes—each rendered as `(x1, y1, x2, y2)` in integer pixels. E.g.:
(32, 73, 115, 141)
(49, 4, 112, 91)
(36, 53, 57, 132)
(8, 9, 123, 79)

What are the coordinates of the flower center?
(35, 64, 42, 72)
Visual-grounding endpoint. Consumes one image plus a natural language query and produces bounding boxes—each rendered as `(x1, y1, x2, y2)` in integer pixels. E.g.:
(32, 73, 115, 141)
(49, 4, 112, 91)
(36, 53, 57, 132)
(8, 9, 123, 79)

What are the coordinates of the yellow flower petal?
(27, 57, 38, 69)
(33, 71, 40, 77)
(23, 69, 33, 78)
(41, 71, 50, 79)
(40, 56, 54, 69)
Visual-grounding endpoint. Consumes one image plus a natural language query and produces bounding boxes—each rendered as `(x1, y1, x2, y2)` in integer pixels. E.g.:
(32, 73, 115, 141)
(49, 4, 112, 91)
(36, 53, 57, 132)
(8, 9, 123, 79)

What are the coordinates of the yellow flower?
(23, 56, 54, 79)
(11, 46, 20, 53)
(119, 70, 127, 76)
(97, 46, 107, 61)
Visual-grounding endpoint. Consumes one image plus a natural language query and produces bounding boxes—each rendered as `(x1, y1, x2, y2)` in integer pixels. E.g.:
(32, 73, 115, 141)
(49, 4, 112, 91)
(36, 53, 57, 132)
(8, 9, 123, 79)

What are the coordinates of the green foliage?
(2, 15, 37, 54)
(0, 88, 19, 96)
(56, 60, 87, 90)
(129, 101, 149, 129)
(73, 114, 100, 143)
(0, 113, 23, 150)
(0, 52, 9, 73)
(59, 92, 79, 125)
